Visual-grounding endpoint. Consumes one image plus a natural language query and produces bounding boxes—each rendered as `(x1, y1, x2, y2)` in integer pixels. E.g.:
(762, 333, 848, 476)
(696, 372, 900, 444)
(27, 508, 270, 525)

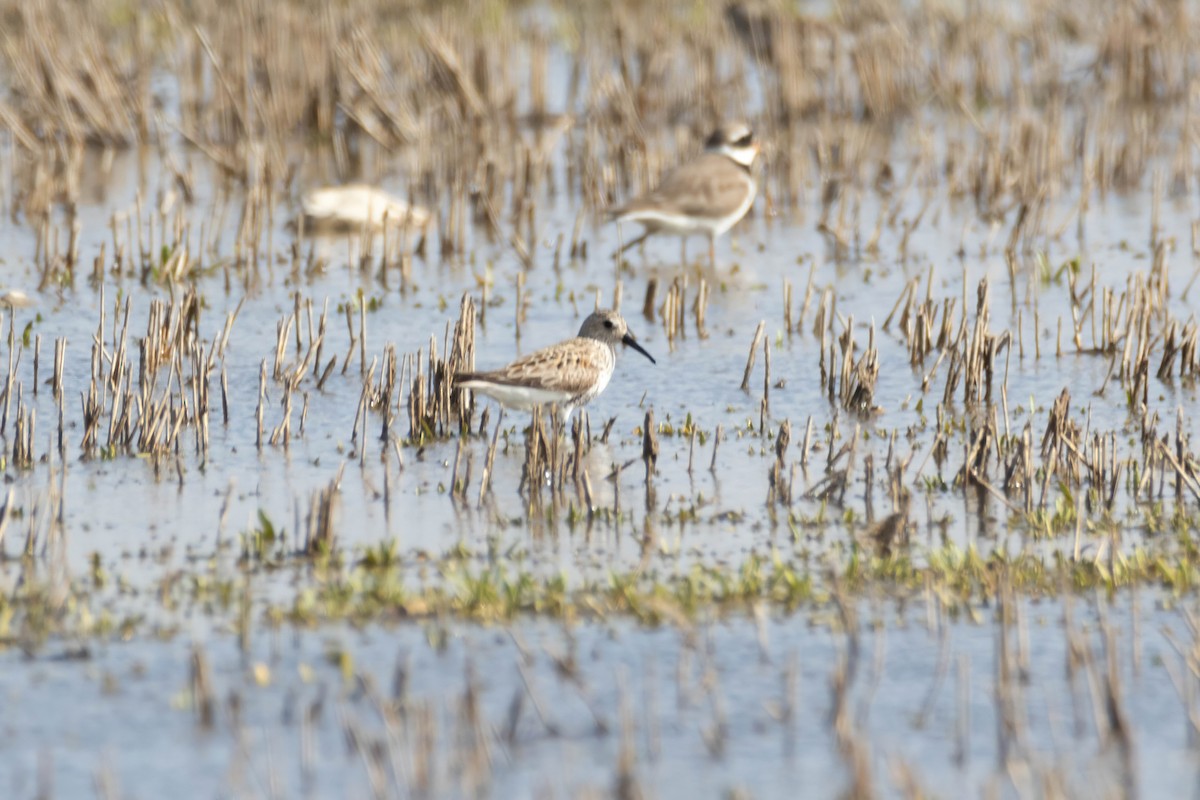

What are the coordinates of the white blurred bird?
(300, 184, 430, 233)
(0, 290, 34, 308)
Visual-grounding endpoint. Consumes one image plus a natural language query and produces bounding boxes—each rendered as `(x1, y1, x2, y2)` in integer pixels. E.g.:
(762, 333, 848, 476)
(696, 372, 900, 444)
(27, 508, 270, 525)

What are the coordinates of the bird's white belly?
(617, 178, 756, 237)
(714, 180, 757, 235)
(466, 383, 572, 410)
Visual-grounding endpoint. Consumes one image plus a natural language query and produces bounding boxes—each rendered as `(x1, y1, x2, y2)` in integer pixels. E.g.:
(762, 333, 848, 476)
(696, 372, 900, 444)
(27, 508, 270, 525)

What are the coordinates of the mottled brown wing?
(615, 154, 752, 219)
(459, 341, 607, 395)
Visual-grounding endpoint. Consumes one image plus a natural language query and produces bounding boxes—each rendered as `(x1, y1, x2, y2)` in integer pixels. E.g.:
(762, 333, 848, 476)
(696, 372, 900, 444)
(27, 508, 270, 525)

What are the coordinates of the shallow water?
(2, 596, 1196, 798)
(2, 2, 1200, 797)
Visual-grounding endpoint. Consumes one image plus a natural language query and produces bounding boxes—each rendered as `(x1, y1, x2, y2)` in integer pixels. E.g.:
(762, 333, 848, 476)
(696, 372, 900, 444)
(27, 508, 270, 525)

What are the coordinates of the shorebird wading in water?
(453, 310, 655, 424)
(609, 121, 759, 270)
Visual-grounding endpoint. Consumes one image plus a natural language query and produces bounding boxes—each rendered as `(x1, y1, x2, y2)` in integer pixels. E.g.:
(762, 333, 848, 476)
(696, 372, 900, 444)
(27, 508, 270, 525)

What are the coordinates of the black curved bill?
(622, 333, 656, 364)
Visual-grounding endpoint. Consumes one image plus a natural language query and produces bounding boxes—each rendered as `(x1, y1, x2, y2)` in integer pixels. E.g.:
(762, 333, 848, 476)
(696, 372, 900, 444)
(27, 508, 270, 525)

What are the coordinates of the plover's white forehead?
(706, 121, 754, 149)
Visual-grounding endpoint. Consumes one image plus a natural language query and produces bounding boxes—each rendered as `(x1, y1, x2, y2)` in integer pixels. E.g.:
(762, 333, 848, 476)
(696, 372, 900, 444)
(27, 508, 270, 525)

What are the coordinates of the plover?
(609, 122, 759, 270)
(454, 310, 655, 422)
(300, 184, 430, 233)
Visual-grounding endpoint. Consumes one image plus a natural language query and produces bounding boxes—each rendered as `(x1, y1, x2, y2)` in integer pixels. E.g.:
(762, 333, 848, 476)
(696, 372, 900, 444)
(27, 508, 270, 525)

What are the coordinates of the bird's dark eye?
(604, 320, 616, 329)
(734, 133, 754, 147)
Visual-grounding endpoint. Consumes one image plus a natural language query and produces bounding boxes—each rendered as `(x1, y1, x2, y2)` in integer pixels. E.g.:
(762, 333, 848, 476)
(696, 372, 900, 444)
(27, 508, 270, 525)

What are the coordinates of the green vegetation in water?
(5, 530, 1200, 654)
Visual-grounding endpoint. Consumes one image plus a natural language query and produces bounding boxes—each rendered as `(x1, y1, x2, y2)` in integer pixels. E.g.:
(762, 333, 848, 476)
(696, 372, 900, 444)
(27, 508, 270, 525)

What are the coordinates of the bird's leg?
(547, 402, 568, 441)
(615, 229, 652, 257)
(680, 236, 688, 269)
(708, 231, 717, 271)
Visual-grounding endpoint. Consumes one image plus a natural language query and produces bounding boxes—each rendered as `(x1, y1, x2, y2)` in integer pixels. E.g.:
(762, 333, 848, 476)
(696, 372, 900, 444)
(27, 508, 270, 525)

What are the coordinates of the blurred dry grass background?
(0, 0, 1195, 250)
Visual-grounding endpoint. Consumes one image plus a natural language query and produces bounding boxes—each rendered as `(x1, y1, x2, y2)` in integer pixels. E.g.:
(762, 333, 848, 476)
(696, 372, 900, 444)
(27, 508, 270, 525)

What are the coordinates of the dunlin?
(609, 122, 759, 270)
(454, 310, 655, 422)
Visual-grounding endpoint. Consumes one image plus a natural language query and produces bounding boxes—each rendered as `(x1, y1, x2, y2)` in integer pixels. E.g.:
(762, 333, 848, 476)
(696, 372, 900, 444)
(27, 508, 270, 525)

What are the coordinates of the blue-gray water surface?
(2, 4, 1200, 797)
